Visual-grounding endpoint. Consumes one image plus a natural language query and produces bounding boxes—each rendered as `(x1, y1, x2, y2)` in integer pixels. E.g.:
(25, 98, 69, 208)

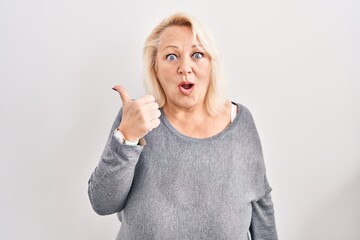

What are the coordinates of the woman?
(88, 13, 278, 240)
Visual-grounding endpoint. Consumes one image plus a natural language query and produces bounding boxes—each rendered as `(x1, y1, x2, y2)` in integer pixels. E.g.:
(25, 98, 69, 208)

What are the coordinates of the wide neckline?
(159, 102, 243, 143)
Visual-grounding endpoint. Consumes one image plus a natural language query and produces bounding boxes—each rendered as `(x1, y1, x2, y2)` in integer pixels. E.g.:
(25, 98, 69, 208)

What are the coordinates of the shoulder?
(231, 102, 255, 121)
(230, 102, 262, 138)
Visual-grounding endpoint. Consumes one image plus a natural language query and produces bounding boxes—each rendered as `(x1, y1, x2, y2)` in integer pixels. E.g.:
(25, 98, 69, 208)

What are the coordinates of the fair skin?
(156, 25, 231, 138)
(113, 25, 231, 140)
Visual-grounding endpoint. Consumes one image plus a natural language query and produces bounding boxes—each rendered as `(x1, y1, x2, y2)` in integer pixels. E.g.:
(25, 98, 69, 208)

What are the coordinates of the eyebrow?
(161, 44, 204, 53)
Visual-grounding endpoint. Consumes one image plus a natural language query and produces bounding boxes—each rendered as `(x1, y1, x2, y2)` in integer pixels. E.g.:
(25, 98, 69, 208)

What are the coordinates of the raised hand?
(112, 85, 161, 141)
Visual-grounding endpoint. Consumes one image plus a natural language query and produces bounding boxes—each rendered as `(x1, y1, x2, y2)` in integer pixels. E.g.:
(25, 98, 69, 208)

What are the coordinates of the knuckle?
(155, 121, 161, 128)
(146, 95, 155, 102)
(148, 102, 157, 109)
(155, 110, 161, 118)
(153, 102, 160, 109)
(153, 118, 160, 127)
(139, 113, 147, 123)
(139, 106, 149, 116)
(145, 123, 152, 131)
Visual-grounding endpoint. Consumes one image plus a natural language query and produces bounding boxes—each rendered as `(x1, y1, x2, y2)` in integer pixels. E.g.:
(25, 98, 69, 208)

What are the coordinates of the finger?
(136, 95, 156, 105)
(149, 109, 161, 120)
(112, 85, 131, 104)
(150, 118, 161, 129)
(145, 102, 160, 110)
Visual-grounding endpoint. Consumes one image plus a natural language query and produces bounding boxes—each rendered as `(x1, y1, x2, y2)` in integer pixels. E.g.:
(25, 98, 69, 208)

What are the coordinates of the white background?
(1, 0, 359, 239)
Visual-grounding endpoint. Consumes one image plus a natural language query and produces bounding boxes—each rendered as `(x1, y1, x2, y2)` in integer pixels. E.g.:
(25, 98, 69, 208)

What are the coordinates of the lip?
(178, 81, 195, 95)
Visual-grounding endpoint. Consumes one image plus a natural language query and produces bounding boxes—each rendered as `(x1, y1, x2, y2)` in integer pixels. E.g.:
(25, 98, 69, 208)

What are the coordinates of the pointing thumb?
(112, 85, 131, 104)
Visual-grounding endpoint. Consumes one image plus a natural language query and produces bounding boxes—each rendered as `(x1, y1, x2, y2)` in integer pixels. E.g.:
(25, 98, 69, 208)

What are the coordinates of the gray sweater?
(88, 103, 278, 240)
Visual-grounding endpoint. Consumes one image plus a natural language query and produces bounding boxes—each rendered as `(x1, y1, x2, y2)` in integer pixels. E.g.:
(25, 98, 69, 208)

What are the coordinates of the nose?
(177, 57, 192, 75)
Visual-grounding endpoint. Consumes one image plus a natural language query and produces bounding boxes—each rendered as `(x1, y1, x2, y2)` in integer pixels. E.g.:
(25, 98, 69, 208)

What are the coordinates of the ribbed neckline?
(160, 102, 243, 143)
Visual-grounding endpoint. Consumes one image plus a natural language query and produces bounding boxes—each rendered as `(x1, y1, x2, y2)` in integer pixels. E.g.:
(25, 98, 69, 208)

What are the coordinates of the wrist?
(113, 128, 139, 146)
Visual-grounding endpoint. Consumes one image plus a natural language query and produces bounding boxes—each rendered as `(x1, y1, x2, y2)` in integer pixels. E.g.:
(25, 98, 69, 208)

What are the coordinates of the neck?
(161, 100, 231, 139)
(162, 102, 210, 123)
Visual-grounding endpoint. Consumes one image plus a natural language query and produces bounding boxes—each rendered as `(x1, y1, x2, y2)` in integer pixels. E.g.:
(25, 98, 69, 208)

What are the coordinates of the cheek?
(156, 67, 174, 92)
(156, 61, 170, 77)
(198, 62, 212, 80)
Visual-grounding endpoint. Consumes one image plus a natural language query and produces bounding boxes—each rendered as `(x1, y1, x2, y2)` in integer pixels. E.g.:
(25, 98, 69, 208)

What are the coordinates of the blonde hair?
(143, 13, 227, 116)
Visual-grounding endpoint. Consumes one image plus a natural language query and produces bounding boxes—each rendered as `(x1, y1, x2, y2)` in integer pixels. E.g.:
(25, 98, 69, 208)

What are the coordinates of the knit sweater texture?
(88, 103, 278, 240)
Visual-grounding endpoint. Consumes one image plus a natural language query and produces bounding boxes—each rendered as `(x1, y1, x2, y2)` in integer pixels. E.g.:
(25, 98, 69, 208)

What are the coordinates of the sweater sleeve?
(242, 105, 278, 239)
(249, 176, 278, 240)
(88, 109, 143, 215)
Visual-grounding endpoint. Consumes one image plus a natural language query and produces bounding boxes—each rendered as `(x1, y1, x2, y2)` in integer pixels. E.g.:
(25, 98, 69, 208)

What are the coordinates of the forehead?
(158, 25, 198, 48)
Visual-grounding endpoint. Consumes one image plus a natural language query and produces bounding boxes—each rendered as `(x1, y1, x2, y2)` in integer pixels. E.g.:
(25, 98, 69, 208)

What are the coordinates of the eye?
(192, 52, 204, 59)
(166, 54, 177, 61)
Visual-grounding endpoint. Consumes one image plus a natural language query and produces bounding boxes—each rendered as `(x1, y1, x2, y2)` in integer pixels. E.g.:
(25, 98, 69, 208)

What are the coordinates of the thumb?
(112, 85, 131, 104)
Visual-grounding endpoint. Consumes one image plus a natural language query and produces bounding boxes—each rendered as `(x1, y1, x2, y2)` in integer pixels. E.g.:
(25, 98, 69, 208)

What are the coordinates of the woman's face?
(155, 25, 211, 110)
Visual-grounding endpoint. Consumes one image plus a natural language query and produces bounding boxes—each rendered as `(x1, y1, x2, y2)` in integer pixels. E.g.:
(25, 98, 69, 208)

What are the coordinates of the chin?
(178, 98, 201, 109)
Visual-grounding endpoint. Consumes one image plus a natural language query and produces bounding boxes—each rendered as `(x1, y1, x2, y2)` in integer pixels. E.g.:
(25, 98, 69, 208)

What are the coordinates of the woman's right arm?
(87, 109, 144, 215)
(88, 86, 160, 215)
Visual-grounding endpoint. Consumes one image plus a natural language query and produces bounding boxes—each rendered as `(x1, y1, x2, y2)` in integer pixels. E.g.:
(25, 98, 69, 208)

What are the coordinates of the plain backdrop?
(1, 0, 359, 239)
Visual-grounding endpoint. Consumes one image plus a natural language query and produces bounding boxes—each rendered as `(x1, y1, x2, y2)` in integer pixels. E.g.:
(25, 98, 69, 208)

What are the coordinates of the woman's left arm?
(243, 106, 278, 239)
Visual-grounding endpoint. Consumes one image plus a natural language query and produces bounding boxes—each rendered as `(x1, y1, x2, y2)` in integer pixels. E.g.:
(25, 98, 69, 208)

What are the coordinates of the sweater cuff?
(106, 135, 144, 165)
(113, 129, 146, 146)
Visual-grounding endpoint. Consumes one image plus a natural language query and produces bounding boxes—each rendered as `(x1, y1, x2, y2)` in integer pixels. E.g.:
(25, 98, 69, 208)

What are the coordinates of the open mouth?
(182, 84, 194, 89)
(178, 82, 195, 95)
